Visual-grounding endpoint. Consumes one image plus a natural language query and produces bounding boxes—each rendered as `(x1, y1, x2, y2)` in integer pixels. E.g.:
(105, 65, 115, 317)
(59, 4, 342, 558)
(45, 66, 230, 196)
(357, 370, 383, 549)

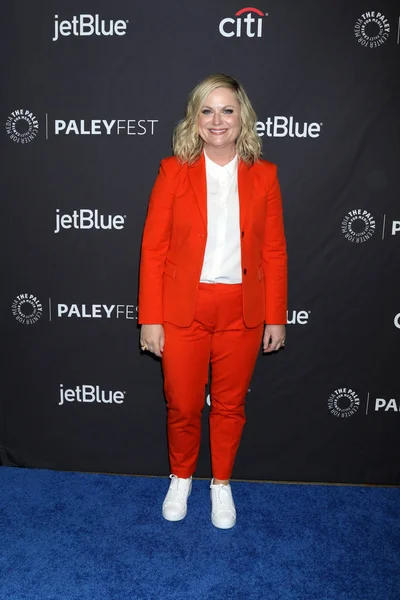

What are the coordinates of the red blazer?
(138, 152, 287, 328)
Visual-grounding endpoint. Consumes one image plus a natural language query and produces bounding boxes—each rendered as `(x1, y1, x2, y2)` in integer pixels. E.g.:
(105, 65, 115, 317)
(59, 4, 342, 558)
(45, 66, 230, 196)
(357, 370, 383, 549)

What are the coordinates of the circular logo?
(5, 110, 39, 144)
(394, 314, 400, 329)
(354, 12, 390, 48)
(341, 209, 375, 243)
(328, 388, 360, 418)
(12, 294, 43, 325)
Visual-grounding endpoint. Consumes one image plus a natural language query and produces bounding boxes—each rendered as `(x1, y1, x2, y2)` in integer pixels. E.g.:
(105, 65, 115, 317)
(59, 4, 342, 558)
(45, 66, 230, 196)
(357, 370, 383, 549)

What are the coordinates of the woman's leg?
(162, 285, 215, 477)
(209, 284, 263, 482)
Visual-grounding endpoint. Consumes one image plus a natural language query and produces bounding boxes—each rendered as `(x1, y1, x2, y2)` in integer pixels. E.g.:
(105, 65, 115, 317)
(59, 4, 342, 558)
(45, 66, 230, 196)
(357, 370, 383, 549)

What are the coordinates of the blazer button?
(241, 231, 244, 238)
(243, 268, 247, 275)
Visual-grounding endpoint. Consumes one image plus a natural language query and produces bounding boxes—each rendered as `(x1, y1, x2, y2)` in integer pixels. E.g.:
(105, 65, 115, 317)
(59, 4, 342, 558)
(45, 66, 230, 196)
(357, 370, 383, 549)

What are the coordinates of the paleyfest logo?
(5, 111, 158, 143)
(5, 110, 39, 144)
(52, 118, 158, 136)
(219, 7, 268, 38)
(12, 294, 139, 324)
(354, 11, 390, 48)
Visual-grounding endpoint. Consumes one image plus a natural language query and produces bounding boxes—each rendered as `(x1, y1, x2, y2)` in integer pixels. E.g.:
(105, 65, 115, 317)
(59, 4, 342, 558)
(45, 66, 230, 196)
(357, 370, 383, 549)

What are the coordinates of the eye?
(223, 109, 234, 114)
(201, 109, 212, 115)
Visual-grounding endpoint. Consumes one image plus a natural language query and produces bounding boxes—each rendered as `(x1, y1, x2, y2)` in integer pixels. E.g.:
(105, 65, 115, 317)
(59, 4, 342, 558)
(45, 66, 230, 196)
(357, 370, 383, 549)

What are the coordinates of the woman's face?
(197, 87, 241, 153)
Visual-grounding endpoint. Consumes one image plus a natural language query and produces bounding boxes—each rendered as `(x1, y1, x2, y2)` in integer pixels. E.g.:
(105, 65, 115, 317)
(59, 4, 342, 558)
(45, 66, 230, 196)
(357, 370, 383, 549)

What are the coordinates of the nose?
(212, 111, 221, 126)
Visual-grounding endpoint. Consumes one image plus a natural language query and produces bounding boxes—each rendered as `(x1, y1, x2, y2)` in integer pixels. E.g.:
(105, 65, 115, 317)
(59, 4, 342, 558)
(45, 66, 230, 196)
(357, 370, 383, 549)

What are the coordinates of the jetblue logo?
(54, 209, 126, 233)
(256, 117, 322, 138)
(58, 384, 126, 406)
(53, 14, 128, 42)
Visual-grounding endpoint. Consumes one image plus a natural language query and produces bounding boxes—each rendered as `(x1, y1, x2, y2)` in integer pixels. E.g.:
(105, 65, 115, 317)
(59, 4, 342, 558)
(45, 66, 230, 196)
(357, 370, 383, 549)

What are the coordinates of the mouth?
(209, 129, 228, 135)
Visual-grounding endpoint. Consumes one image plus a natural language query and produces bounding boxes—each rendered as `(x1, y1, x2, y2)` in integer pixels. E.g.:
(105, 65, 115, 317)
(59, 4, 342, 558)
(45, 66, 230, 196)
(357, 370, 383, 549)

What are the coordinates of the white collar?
(204, 150, 238, 178)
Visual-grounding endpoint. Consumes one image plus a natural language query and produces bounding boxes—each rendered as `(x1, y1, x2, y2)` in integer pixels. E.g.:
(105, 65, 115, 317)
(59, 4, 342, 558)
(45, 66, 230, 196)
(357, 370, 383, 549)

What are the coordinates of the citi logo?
(287, 310, 310, 325)
(53, 14, 128, 42)
(58, 384, 125, 406)
(55, 209, 126, 233)
(219, 7, 267, 38)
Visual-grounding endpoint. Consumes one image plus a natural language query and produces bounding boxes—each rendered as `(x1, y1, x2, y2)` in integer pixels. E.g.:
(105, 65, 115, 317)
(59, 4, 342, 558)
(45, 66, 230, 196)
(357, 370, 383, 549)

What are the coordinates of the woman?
(138, 74, 287, 529)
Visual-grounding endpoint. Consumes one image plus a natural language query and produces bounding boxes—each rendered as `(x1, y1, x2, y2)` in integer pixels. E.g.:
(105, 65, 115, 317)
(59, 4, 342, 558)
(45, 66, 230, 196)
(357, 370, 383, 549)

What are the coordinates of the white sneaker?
(210, 479, 236, 529)
(162, 474, 192, 521)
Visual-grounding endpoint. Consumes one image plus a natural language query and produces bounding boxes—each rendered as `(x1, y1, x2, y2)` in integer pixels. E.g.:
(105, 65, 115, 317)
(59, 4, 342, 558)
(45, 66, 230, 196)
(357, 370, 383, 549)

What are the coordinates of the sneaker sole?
(211, 514, 236, 529)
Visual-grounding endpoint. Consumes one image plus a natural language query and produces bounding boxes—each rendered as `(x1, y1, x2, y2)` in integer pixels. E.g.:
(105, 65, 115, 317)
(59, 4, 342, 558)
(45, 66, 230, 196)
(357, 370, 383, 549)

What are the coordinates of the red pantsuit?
(139, 153, 287, 480)
(162, 283, 263, 480)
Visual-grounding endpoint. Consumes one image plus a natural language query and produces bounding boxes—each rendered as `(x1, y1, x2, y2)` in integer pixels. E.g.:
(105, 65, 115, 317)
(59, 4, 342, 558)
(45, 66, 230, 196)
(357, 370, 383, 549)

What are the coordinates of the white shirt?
(199, 150, 242, 284)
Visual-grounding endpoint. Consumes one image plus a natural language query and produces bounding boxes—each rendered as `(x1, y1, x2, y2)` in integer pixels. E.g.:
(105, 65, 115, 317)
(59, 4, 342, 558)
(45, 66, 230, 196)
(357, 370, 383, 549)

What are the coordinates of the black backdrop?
(1, 1, 399, 484)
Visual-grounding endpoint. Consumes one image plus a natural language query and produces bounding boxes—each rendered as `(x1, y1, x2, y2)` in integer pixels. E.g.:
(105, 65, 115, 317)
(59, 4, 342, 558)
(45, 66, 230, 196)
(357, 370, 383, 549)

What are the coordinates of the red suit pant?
(161, 282, 263, 480)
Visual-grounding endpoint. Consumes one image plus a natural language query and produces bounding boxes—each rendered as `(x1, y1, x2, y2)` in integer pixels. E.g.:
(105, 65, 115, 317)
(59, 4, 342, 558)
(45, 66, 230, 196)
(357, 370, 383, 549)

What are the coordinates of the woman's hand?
(263, 324, 286, 353)
(140, 324, 165, 358)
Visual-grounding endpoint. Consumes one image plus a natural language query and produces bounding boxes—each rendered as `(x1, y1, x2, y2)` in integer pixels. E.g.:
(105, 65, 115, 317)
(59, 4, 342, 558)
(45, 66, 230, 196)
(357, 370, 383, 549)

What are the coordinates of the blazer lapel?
(238, 159, 253, 232)
(188, 152, 207, 231)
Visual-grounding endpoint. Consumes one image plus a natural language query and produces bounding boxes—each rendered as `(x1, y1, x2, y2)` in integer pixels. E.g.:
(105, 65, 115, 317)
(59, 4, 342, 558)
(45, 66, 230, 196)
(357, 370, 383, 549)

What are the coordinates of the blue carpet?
(0, 468, 399, 600)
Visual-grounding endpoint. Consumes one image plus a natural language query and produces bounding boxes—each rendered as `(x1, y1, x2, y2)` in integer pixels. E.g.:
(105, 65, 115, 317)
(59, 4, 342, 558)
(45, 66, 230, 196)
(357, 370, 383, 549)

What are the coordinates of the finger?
(269, 338, 281, 352)
(263, 334, 272, 352)
(152, 343, 162, 358)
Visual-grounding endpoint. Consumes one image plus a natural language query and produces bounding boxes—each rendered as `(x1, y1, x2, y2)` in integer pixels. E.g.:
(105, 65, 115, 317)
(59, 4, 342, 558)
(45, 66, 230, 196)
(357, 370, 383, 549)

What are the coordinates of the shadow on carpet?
(0, 467, 399, 600)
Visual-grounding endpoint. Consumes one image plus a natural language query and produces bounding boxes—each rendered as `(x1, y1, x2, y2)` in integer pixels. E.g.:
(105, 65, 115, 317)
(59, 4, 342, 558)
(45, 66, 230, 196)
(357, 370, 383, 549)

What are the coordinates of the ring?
(141, 343, 148, 351)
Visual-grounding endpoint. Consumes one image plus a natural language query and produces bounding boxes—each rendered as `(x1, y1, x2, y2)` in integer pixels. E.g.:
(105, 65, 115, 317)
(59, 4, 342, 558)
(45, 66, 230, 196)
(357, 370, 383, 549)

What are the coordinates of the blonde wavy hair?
(173, 74, 262, 165)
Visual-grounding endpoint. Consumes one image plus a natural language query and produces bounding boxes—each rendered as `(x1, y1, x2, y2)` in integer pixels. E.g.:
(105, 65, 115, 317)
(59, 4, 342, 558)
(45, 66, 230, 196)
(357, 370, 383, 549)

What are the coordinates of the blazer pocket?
(163, 259, 176, 279)
(258, 263, 264, 280)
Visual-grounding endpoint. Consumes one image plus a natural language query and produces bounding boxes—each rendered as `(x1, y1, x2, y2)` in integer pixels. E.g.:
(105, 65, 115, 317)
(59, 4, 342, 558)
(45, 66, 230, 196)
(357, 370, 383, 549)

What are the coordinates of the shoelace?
(166, 474, 190, 505)
(210, 482, 235, 513)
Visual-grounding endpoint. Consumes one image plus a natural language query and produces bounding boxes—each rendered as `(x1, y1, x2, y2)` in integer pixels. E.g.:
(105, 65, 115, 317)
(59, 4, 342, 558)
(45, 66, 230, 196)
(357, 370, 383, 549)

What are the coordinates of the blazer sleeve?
(262, 164, 288, 324)
(138, 157, 179, 324)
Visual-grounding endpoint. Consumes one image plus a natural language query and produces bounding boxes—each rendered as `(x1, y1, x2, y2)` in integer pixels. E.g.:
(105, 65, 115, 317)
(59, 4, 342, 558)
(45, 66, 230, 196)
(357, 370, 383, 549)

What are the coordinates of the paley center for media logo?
(5, 110, 39, 144)
(12, 294, 138, 324)
(53, 14, 129, 42)
(5, 109, 158, 144)
(328, 388, 361, 418)
(219, 7, 268, 38)
(341, 209, 400, 243)
(58, 384, 126, 406)
(354, 11, 390, 48)
(12, 294, 43, 325)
